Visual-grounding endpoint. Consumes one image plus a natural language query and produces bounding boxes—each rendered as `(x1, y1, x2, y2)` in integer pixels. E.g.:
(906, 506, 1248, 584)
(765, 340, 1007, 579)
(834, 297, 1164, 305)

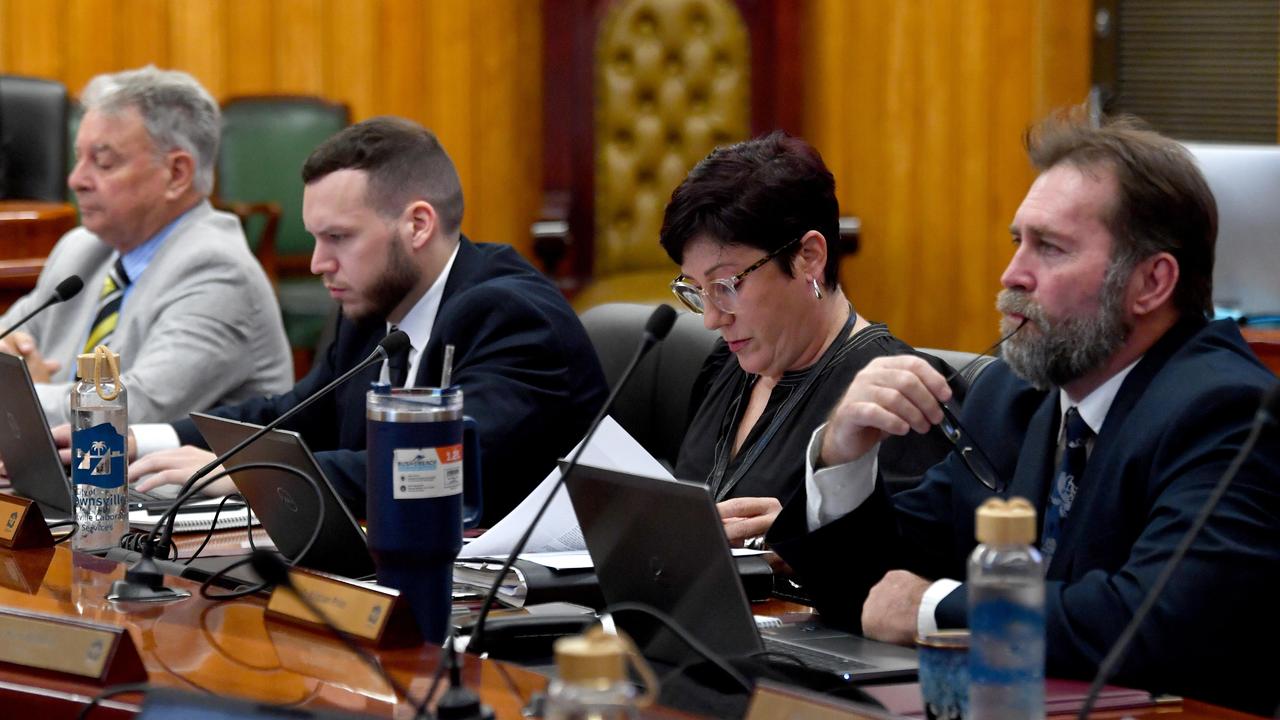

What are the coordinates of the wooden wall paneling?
(274, 0, 326, 94)
(471, 2, 542, 254)
(953, 2, 996, 353)
(115, 0, 170, 73)
(511, 0, 544, 257)
(6, 0, 66, 77)
(380, 0, 429, 128)
(325, 0, 378, 122)
(168, 0, 225, 98)
(224, 0, 277, 98)
(425, 2, 475, 241)
(916, 0, 960, 347)
(66, 0, 116, 93)
(806, 0, 1091, 352)
(0, 1, 9, 71)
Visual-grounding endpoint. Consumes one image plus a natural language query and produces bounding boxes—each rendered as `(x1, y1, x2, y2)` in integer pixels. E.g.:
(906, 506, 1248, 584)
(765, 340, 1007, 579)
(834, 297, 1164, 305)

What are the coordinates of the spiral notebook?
(127, 499, 259, 533)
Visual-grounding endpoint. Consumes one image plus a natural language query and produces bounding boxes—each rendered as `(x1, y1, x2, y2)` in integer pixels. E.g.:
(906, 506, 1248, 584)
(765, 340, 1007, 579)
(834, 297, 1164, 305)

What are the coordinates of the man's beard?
(350, 239, 419, 322)
(995, 264, 1133, 390)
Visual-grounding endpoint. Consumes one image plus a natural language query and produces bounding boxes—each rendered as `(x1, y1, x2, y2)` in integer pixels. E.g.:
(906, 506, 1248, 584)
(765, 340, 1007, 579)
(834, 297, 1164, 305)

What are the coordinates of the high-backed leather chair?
(580, 302, 719, 469)
(217, 96, 349, 264)
(0, 75, 68, 202)
(572, 0, 751, 311)
(216, 96, 349, 375)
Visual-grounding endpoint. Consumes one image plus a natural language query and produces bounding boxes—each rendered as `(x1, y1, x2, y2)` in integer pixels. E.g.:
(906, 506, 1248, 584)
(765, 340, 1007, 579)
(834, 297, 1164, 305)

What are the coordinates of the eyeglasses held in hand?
(936, 319, 1027, 491)
(670, 236, 803, 315)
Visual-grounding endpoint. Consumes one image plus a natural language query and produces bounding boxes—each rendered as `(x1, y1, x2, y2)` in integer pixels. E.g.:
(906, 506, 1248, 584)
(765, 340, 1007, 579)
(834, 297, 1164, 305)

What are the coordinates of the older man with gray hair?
(0, 66, 291, 430)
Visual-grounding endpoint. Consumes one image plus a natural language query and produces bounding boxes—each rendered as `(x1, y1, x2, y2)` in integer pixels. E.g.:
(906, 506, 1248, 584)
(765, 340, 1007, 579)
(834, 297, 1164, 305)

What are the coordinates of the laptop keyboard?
(760, 637, 876, 674)
(128, 488, 167, 507)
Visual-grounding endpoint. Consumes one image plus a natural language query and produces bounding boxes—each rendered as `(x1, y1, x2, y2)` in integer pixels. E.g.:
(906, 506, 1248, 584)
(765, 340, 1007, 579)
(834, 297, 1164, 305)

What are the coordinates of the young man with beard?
(126, 117, 607, 525)
(765, 111, 1280, 714)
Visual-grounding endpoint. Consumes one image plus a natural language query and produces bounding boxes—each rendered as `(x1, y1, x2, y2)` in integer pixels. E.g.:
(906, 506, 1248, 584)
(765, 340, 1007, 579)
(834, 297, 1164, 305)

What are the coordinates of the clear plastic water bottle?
(968, 497, 1045, 720)
(544, 627, 653, 720)
(70, 348, 129, 552)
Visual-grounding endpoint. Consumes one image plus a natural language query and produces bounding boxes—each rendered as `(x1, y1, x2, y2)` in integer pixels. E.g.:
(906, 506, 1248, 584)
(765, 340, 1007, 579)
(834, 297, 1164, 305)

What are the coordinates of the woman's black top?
(674, 323, 958, 504)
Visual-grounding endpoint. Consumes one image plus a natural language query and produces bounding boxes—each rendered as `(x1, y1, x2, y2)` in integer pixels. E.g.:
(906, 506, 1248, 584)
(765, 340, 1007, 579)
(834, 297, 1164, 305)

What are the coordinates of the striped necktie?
(83, 257, 130, 354)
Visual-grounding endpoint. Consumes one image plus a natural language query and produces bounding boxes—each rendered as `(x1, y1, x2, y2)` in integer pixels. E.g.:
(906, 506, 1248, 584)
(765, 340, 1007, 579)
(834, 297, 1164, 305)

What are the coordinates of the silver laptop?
(191, 413, 375, 579)
(0, 353, 74, 520)
(564, 463, 918, 682)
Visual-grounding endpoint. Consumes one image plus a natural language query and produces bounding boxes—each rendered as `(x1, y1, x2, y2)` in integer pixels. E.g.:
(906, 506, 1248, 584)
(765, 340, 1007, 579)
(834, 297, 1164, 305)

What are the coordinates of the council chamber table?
(0, 544, 1264, 719)
(0, 200, 76, 314)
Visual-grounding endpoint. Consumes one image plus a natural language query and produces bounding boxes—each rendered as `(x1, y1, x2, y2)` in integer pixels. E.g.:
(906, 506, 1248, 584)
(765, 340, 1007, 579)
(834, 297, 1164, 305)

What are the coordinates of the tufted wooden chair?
(569, 0, 751, 311)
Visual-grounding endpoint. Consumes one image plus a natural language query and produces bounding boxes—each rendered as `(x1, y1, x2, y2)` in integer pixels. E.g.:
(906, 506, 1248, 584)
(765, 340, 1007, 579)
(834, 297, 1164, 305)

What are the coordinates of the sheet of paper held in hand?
(458, 416, 671, 558)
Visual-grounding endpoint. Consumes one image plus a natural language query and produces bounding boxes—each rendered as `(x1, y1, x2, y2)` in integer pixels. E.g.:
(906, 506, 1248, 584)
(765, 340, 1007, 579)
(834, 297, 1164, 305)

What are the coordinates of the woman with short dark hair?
(662, 132, 952, 544)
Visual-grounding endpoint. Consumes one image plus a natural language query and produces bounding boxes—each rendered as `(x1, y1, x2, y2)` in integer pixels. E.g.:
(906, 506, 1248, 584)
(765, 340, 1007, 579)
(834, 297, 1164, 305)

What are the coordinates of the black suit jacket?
(173, 238, 607, 525)
(769, 319, 1280, 714)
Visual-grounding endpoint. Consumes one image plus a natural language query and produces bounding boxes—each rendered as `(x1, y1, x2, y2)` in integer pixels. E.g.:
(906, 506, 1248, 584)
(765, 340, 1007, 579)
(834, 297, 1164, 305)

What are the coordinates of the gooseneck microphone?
(0, 275, 84, 341)
(468, 304, 678, 655)
(110, 330, 411, 602)
(1077, 383, 1280, 718)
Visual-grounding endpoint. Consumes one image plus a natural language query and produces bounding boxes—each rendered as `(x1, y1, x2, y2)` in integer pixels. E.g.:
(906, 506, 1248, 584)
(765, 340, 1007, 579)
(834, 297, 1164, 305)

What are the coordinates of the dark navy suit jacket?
(769, 319, 1280, 714)
(173, 238, 607, 525)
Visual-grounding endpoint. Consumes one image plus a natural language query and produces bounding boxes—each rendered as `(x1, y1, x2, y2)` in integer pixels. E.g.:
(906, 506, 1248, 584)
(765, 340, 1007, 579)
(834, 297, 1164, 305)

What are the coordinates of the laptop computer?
(0, 353, 75, 521)
(564, 463, 918, 682)
(190, 413, 375, 579)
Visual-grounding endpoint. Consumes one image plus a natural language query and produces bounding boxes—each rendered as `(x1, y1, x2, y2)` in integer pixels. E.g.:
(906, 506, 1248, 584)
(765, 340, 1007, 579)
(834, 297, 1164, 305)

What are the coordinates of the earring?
(812, 278, 823, 300)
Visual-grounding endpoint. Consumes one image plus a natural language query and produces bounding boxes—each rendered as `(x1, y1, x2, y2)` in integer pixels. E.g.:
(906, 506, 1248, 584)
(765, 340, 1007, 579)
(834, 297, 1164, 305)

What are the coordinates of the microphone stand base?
(106, 580, 191, 603)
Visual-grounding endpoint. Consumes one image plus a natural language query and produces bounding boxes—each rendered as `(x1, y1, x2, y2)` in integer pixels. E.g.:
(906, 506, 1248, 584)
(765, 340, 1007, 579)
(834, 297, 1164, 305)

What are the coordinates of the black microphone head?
(53, 275, 84, 302)
(1259, 382, 1280, 425)
(379, 329, 411, 357)
(645, 304, 678, 342)
(249, 549, 292, 586)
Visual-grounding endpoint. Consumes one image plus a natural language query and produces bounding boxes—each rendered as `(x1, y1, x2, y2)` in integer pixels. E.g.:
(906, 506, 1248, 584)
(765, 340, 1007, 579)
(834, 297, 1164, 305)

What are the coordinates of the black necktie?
(386, 325, 411, 387)
(1040, 406, 1092, 565)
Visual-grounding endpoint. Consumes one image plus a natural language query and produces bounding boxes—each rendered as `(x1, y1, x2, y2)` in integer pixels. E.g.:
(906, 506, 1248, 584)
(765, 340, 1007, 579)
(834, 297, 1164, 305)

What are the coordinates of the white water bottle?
(968, 497, 1045, 719)
(70, 347, 129, 552)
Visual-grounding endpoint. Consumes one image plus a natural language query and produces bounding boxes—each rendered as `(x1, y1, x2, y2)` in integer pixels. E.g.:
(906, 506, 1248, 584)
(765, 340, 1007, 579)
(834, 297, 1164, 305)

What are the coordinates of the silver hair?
(80, 65, 220, 195)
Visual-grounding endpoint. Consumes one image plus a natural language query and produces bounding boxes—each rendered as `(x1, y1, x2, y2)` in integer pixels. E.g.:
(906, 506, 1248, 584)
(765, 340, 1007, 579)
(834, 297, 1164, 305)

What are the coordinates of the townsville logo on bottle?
(71, 422, 126, 489)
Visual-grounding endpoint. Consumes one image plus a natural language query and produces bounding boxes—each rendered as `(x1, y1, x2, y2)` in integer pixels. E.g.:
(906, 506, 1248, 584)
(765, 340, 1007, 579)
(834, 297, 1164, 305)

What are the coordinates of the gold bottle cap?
(554, 625, 626, 686)
(76, 348, 121, 380)
(975, 496, 1037, 545)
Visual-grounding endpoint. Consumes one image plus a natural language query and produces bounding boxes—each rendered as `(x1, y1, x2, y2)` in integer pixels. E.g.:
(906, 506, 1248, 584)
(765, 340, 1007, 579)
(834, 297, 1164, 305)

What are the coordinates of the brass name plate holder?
(0, 492, 54, 549)
(0, 606, 147, 684)
(265, 567, 420, 647)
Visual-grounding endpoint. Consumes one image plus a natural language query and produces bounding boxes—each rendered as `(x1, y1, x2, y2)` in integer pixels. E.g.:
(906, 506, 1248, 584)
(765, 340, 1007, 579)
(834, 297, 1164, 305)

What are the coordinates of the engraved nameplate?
(0, 607, 146, 684)
(265, 567, 419, 646)
(746, 680, 900, 720)
(0, 492, 54, 549)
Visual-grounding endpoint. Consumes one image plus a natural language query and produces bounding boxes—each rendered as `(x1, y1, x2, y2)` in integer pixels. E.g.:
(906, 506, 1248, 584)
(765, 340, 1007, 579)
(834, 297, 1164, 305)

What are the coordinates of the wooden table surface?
(0, 543, 1264, 719)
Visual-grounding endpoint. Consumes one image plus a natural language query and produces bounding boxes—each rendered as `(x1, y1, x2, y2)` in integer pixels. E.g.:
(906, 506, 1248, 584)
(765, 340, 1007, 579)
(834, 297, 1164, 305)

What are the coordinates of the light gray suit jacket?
(0, 201, 293, 425)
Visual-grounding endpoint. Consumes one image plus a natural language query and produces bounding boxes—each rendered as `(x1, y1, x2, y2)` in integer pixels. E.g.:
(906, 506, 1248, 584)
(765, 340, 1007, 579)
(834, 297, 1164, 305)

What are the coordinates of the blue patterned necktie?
(1040, 406, 1092, 566)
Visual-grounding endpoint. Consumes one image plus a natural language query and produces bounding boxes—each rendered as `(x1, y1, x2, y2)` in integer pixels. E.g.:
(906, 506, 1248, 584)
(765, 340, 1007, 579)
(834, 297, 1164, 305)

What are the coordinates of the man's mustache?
(996, 289, 1049, 330)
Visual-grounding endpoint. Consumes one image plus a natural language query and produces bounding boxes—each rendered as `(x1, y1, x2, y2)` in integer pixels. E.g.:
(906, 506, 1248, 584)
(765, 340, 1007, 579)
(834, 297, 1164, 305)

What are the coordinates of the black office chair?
(579, 303, 719, 470)
(0, 75, 68, 202)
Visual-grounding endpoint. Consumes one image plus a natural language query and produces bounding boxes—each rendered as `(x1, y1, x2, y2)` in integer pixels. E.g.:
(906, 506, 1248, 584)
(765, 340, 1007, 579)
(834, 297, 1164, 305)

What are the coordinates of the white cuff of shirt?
(917, 578, 962, 638)
(36, 382, 72, 426)
(804, 422, 880, 531)
(132, 423, 181, 457)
